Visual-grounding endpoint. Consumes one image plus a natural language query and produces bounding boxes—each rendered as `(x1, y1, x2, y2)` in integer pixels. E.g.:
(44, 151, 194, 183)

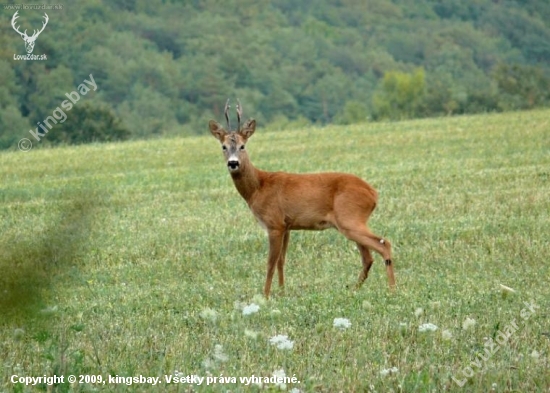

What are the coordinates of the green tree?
(26, 65, 75, 122)
(492, 63, 550, 110)
(334, 100, 368, 125)
(372, 68, 426, 120)
(46, 102, 129, 145)
(0, 60, 29, 149)
(117, 84, 179, 138)
(0, 106, 30, 149)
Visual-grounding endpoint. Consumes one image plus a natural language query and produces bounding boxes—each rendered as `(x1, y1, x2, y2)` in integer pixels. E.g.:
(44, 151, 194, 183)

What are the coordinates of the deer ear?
(240, 119, 256, 140)
(209, 120, 226, 142)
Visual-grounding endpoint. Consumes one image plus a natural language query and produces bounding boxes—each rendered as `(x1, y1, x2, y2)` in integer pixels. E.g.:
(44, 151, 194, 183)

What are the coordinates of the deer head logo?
(11, 11, 49, 54)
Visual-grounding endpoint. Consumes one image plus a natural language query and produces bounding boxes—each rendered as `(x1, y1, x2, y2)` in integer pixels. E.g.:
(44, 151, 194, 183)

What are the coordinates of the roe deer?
(209, 100, 395, 297)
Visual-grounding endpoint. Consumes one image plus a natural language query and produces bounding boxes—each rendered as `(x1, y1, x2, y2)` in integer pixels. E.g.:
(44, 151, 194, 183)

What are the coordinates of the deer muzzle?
(227, 159, 240, 171)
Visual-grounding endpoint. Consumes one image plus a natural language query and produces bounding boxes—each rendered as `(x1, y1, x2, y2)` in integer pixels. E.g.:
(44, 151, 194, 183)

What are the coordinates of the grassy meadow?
(1, 110, 549, 392)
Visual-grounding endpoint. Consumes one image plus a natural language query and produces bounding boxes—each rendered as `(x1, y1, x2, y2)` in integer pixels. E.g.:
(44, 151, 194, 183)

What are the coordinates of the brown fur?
(210, 119, 396, 297)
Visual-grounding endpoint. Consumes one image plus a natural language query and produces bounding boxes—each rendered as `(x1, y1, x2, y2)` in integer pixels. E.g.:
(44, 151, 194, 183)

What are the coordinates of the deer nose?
(227, 160, 240, 170)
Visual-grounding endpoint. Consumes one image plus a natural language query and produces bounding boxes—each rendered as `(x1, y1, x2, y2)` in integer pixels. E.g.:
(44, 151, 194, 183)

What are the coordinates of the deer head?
(209, 99, 256, 174)
(11, 11, 49, 54)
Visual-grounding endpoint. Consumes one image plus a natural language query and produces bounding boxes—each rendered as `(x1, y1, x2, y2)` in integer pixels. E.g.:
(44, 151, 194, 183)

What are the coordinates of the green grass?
(1, 110, 549, 392)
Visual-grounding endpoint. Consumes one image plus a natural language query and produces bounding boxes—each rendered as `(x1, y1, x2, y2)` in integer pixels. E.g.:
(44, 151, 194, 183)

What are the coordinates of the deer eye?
(222, 145, 227, 151)
(240, 145, 245, 150)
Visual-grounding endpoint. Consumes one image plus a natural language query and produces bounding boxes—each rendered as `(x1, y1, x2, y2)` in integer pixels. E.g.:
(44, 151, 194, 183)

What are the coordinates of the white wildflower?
(269, 334, 294, 350)
(202, 344, 228, 368)
(441, 329, 453, 341)
(380, 366, 398, 376)
(244, 329, 259, 339)
(289, 388, 302, 393)
(199, 307, 218, 322)
(333, 317, 352, 330)
(462, 317, 476, 331)
(271, 308, 282, 317)
(272, 368, 287, 390)
(252, 293, 268, 306)
(242, 303, 260, 316)
(233, 300, 246, 310)
(418, 323, 438, 332)
(202, 357, 215, 369)
(414, 307, 424, 317)
(213, 344, 228, 362)
(362, 300, 373, 309)
(530, 350, 540, 360)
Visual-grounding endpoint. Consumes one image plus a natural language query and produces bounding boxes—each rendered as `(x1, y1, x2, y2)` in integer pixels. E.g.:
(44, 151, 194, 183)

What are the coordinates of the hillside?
(1, 0, 550, 149)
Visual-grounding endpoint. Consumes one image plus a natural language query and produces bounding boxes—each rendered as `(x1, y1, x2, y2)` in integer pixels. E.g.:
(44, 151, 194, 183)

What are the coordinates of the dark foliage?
(1, 0, 550, 148)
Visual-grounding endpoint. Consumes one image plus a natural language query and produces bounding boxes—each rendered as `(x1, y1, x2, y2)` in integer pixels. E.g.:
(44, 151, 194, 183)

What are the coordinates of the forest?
(1, 0, 550, 148)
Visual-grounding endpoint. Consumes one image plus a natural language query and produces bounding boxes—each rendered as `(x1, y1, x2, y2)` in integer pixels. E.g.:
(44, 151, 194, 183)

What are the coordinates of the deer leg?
(277, 230, 290, 289)
(264, 229, 285, 298)
(339, 224, 396, 290)
(356, 243, 374, 288)
(384, 241, 396, 290)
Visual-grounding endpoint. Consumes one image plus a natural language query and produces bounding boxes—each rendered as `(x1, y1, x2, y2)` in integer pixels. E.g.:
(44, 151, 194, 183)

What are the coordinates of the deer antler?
(11, 11, 27, 38)
(236, 99, 242, 131)
(11, 12, 48, 39)
(224, 98, 231, 130)
(31, 13, 49, 39)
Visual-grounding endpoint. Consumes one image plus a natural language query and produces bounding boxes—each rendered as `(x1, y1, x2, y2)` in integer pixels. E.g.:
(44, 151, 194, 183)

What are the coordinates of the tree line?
(1, 0, 550, 149)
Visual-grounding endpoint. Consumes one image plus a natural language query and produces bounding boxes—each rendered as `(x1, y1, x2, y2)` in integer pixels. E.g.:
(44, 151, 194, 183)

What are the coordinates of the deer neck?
(230, 157, 261, 203)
